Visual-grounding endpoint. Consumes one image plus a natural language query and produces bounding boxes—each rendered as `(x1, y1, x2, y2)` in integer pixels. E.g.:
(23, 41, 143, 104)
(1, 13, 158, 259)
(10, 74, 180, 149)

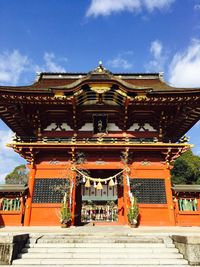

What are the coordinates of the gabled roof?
(0, 63, 200, 142)
(0, 63, 199, 94)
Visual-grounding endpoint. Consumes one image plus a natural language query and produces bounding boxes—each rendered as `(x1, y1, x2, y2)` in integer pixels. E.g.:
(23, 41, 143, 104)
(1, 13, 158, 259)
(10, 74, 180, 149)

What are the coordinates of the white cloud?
(169, 40, 200, 87)
(145, 40, 165, 72)
(86, 0, 175, 17)
(144, 0, 175, 12)
(0, 50, 30, 85)
(107, 54, 133, 70)
(150, 40, 162, 58)
(86, 0, 141, 17)
(0, 128, 25, 183)
(43, 52, 66, 72)
(0, 50, 67, 86)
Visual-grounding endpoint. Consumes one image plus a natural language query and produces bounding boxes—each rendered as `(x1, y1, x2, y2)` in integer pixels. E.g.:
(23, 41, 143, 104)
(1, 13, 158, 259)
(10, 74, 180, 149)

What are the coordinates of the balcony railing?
(12, 136, 158, 144)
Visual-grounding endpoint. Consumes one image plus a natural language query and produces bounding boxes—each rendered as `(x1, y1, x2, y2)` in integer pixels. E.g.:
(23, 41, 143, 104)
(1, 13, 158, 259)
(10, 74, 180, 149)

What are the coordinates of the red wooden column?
(164, 164, 176, 225)
(24, 163, 36, 226)
(20, 196, 25, 225)
(117, 186, 124, 224)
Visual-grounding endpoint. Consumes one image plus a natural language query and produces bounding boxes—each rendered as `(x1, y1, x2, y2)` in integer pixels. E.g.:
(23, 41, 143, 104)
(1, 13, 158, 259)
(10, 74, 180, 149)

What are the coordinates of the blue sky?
(0, 0, 200, 182)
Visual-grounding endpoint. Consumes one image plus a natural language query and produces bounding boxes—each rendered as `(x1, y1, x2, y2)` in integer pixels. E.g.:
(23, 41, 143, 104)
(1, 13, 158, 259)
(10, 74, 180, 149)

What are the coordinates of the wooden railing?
(0, 198, 21, 211)
(13, 136, 157, 144)
(178, 198, 198, 211)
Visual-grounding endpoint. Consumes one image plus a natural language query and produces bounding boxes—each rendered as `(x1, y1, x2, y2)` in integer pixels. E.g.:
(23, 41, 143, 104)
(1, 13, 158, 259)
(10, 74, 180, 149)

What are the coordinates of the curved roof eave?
(49, 75, 152, 92)
(0, 70, 200, 94)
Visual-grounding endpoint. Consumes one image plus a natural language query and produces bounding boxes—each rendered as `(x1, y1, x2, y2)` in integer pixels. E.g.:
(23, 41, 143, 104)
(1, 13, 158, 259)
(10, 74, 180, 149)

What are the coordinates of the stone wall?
(0, 234, 29, 264)
(172, 235, 200, 265)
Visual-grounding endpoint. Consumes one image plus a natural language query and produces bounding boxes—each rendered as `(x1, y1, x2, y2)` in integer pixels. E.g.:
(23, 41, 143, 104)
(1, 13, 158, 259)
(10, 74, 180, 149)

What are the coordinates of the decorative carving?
(44, 123, 73, 131)
(141, 161, 151, 166)
(49, 160, 60, 165)
(135, 93, 148, 100)
(97, 137, 104, 143)
(128, 123, 157, 132)
(90, 61, 109, 75)
(54, 91, 66, 99)
(179, 135, 189, 143)
(95, 161, 107, 165)
(93, 114, 108, 134)
(90, 85, 111, 94)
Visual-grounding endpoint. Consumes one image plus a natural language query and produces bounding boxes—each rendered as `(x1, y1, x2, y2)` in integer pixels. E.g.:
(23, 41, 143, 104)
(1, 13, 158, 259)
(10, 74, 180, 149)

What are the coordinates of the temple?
(0, 63, 200, 226)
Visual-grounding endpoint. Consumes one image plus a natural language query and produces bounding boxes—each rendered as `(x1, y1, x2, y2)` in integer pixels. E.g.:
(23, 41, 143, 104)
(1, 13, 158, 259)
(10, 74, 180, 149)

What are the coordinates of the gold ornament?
(109, 178, 115, 187)
(85, 179, 91, 188)
(96, 181, 103, 190)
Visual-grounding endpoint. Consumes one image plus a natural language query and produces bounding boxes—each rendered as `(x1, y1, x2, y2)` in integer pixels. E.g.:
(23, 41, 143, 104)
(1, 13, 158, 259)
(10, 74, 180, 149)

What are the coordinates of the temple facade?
(0, 63, 200, 226)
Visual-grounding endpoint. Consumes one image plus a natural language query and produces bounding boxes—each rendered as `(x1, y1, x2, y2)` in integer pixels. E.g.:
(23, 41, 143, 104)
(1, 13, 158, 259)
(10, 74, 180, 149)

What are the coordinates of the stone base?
(172, 235, 200, 265)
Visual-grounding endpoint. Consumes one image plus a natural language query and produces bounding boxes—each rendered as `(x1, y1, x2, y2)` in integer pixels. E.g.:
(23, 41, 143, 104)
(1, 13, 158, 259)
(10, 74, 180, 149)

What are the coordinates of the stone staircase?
(5, 230, 190, 267)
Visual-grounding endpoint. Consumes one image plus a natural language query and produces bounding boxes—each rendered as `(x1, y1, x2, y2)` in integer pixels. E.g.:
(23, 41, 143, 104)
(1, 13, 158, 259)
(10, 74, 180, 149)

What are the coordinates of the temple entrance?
(75, 169, 123, 225)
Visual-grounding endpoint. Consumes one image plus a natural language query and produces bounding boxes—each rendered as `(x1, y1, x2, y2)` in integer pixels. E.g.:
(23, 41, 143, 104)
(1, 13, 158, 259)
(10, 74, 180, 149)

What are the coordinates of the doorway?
(75, 169, 123, 225)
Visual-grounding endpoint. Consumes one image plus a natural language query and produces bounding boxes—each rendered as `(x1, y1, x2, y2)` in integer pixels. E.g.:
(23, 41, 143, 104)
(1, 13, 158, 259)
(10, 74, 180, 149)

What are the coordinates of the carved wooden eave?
(1, 91, 200, 106)
(0, 64, 200, 141)
(8, 141, 191, 163)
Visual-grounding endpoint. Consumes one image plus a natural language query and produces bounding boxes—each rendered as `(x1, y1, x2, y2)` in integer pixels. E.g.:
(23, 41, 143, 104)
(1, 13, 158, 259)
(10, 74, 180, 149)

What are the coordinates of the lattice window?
(32, 178, 70, 203)
(130, 178, 167, 204)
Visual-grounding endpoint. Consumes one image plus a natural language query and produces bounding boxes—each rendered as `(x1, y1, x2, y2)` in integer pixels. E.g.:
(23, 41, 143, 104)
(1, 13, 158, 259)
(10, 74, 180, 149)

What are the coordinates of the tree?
(5, 164, 29, 184)
(171, 150, 200, 185)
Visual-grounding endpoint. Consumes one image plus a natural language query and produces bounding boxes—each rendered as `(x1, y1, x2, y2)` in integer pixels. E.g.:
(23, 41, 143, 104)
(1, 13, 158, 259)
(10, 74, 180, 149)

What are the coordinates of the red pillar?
(164, 164, 176, 225)
(24, 164, 36, 226)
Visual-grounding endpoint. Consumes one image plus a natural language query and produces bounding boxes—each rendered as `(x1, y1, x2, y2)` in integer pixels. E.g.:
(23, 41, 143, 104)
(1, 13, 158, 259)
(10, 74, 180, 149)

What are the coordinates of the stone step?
(1, 265, 191, 267)
(12, 258, 189, 265)
(18, 252, 183, 259)
(26, 242, 173, 248)
(10, 233, 189, 266)
(22, 247, 179, 253)
(28, 237, 164, 244)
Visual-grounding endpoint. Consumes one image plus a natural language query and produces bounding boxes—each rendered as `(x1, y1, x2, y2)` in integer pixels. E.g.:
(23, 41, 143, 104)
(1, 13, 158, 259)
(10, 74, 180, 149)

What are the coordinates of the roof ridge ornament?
(96, 61, 105, 73)
(90, 61, 112, 75)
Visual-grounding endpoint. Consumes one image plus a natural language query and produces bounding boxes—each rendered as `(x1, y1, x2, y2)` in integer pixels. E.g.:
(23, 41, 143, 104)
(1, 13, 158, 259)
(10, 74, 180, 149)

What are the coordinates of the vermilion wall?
(174, 199, 200, 226)
(26, 160, 72, 226)
(29, 204, 61, 226)
(175, 212, 200, 226)
(0, 211, 22, 226)
(129, 161, 175, 226)
(25, 156, 176, 226)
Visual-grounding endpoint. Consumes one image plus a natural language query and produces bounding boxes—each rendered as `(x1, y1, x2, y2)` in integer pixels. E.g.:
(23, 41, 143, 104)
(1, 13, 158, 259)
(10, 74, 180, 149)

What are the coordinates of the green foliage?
(171, 150, 200, 184)
(127, 197, 139, 224)
(60, 202, 71, 224)
(5, 165, 28, 184)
